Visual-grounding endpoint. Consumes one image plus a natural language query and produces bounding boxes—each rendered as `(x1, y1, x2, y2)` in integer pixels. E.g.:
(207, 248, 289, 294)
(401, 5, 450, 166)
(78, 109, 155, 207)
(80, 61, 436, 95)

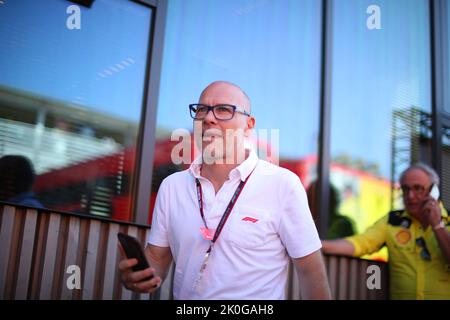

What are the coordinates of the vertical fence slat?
(29, 213, 48, 299)
(15, 209, 38, 299)
(0, 206, 17, 299)
(349, 258, 358, 300)
(73, 219, 89, 300)
(337, 257, 349, 300)
(61, 216, 80, 300)
(380, 261, 389, 300)
(358, 260, 368, 300)
(82, 220, 101, 300)
(4, 207, 24, 299)
(327, 255, 338, 299)
(52, 215, 70, 299)
(101, 223, 120, 299)
(39, 214, 61, 299)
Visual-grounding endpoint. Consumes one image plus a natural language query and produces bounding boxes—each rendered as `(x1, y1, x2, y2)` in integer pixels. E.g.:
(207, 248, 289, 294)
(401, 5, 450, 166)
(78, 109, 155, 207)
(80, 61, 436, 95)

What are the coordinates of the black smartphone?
(117, 232, 152, 277)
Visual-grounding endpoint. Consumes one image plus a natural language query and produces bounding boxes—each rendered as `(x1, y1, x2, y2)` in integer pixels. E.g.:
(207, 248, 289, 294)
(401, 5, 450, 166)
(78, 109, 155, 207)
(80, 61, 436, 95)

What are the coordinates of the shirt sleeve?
(147, 178, 170, 247)
(345, 214, 388, 257)
(278, 172, 322, 258)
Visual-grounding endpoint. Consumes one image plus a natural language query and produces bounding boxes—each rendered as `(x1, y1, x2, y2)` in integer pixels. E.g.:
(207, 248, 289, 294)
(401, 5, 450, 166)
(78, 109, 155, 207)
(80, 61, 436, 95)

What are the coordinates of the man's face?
(401, 168, 432, 215)
(193, 83, 255, 164)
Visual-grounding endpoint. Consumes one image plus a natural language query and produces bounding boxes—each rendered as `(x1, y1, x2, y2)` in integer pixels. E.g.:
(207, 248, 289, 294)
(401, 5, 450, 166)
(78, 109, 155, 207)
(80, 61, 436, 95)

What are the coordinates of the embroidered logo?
(395, 230, 411, 245)
(242, 216, 258, 223)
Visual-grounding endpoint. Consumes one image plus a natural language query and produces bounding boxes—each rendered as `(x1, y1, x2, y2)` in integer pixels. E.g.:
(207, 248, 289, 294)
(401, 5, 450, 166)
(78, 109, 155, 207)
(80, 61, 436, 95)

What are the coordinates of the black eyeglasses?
(189, 104, 250, 120)
(400, 184, 430, 197)
(416, 237, 431, 261)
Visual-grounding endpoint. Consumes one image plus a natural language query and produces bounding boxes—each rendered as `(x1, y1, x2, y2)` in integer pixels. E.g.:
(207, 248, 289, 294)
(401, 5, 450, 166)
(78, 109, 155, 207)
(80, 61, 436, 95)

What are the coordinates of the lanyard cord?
(195, 164, 257, 245)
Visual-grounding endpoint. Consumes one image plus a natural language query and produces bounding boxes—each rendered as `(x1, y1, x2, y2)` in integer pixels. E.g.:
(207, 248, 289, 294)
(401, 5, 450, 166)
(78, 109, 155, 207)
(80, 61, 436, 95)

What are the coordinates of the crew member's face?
(194, 83, 255, 163)
(400, 168, 432, 216)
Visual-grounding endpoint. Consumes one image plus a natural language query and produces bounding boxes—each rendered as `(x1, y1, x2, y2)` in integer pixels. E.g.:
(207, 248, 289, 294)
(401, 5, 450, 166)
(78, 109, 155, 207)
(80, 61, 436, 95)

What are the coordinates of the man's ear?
(245, 116, 256, 137)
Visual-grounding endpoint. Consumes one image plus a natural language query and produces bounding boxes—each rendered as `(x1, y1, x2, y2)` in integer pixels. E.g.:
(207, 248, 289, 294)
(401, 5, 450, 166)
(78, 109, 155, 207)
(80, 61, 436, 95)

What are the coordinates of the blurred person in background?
(0, 154, 43, 208)
(322, 163, 450, 299)
(306, 180, 355, 239)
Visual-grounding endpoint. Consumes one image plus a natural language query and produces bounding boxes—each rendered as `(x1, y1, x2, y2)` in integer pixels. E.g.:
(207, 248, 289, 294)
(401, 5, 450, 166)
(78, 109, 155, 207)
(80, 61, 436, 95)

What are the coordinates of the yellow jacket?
(346, 205, 450, 300)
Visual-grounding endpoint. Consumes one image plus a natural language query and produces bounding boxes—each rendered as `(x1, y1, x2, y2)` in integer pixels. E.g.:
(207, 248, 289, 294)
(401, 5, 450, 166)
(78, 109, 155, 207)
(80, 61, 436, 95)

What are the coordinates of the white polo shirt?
(148, 150, 321, 299)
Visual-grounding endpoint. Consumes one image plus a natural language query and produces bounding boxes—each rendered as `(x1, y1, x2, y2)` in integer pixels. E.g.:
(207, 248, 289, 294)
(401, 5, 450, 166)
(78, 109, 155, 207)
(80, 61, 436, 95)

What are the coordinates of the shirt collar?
(189, 149, 259, 182)
(189, 155, 203, 179)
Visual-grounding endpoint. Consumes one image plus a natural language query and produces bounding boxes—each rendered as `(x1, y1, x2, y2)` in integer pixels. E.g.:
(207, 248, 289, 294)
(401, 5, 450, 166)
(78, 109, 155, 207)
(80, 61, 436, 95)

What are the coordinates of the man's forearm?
(299, 269, 332, 299)
(145, 245, 173, 281)
(293, 251, 332, 300)
(321, 239, 355, 256)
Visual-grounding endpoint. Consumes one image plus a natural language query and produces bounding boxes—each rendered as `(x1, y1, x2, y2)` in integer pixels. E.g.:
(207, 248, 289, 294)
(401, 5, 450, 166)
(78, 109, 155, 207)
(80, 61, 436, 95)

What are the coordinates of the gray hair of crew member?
(399, 162, 440, 186)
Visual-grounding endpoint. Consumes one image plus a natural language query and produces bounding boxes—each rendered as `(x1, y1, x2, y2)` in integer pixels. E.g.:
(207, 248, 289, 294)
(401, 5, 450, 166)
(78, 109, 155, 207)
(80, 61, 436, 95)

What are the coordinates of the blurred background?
(1, 0, 449, 264)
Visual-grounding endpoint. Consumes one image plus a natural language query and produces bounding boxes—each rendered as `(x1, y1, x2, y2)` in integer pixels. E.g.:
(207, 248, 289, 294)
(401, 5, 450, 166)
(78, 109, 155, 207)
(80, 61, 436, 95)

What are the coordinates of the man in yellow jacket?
(322, 163, 450, 299)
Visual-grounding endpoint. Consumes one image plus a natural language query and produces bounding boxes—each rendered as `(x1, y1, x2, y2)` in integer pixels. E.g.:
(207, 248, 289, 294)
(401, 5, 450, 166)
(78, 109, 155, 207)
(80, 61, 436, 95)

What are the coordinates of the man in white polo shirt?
(119, 81, 331, 299)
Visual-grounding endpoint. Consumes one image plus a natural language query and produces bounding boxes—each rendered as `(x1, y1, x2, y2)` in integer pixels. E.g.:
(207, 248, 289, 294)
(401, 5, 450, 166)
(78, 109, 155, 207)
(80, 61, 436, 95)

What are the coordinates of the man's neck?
(408, 210, 431, 229)
(200, 150, 250, 193)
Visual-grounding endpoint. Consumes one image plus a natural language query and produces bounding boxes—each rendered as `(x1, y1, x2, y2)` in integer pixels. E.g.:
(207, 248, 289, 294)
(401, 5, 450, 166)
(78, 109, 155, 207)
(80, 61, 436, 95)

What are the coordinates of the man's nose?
(404, 190, 417, 201)
(202, 108, 217, 125)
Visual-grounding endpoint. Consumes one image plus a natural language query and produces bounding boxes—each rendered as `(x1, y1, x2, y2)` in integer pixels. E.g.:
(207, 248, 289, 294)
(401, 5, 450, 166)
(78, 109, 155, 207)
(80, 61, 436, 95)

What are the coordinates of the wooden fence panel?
(0, 205, 388, 300)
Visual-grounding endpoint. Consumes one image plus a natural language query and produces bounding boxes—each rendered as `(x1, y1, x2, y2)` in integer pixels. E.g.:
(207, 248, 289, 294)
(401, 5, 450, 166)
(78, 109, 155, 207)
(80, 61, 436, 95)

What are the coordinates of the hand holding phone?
(117, 232, 152, 277)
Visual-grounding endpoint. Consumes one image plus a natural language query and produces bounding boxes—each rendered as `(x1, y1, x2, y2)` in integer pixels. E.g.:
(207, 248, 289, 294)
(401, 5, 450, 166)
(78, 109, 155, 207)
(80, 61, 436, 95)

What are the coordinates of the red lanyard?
(192, 164, 257, 291)
(194, 165, 256, 245)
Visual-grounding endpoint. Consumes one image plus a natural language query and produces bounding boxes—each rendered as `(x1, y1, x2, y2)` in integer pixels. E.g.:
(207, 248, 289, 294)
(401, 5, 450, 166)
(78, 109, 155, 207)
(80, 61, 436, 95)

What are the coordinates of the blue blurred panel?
(0, 0, 151, 122)
(330, 0, 431, 178)
(157, 0, 322, 159)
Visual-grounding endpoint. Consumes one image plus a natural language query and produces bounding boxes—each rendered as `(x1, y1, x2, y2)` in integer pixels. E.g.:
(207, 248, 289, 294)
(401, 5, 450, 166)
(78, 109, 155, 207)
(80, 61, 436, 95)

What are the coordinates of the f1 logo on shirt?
(242, 216, 258, 223)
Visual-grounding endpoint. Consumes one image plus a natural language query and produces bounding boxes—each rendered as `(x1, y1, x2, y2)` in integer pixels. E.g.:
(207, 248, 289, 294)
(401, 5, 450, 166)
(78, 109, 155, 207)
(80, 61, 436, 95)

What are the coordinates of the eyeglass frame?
(189, 103, 251, 121)
(400, 184, 432, 197)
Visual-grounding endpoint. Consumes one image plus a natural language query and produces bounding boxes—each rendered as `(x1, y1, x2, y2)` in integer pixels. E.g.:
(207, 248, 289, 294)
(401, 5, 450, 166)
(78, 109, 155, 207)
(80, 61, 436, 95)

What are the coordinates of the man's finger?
(118, 258, 138, 271)
(425, 200, 438, 209)
(135, 276, 162, 292)
(127, 267, 155, 283)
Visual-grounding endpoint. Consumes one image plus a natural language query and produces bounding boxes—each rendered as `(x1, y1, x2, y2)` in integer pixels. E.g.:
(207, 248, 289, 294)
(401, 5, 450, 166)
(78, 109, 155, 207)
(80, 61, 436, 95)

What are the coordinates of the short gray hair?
(400, 162, 440, 186)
